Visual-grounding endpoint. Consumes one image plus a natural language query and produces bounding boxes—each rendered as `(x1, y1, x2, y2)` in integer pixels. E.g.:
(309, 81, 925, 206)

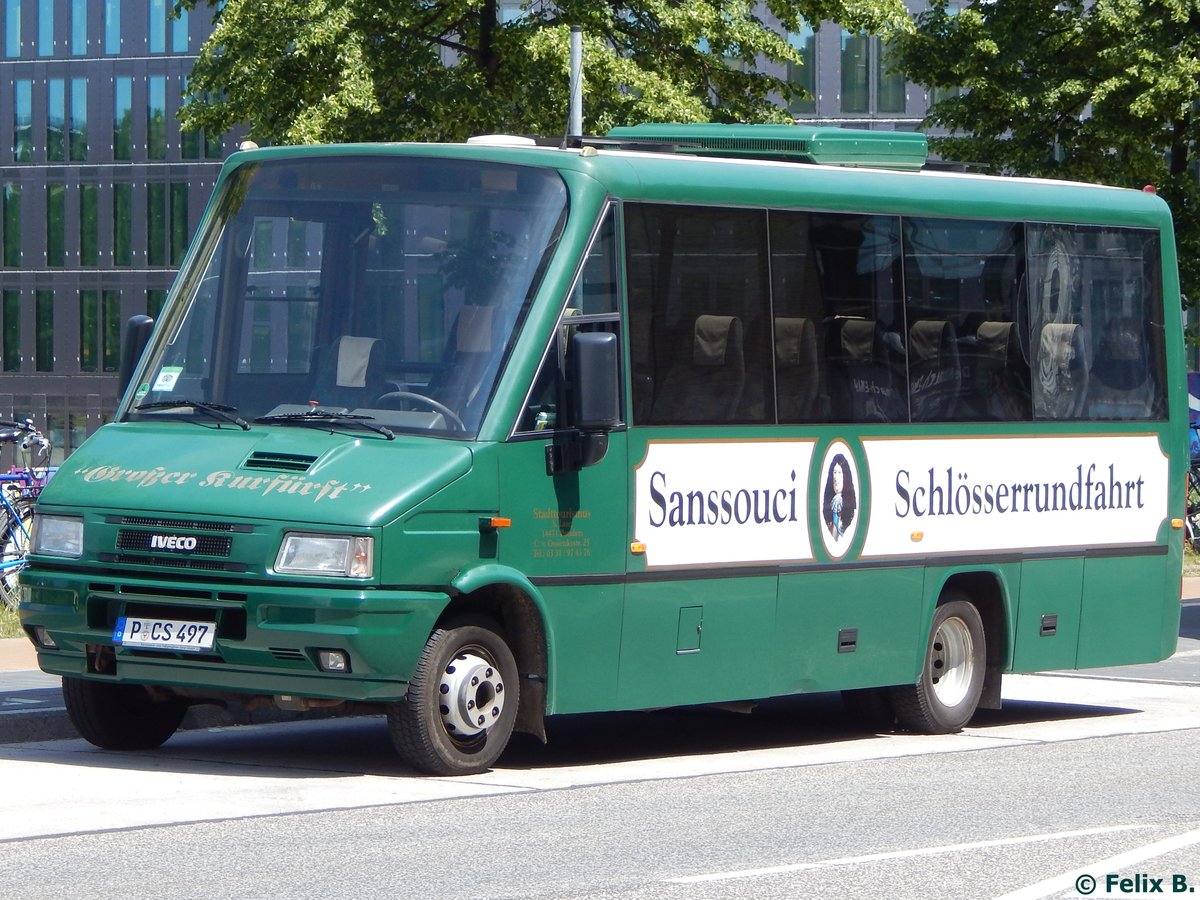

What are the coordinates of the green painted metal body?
(19, 132, 1184, 721)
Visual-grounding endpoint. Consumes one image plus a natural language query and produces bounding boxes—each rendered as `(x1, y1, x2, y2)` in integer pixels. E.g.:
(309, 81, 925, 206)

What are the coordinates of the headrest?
(774, 318, 816, 368)
(693, 315, 741, 367)
(457, 306, 495, 354)
(976, 321, 1015, 364)
(909, 320, 956, 364)
(334, 336, 380, 388)
(1039, 322, 1083, 373)
(837, 318, 875, 362)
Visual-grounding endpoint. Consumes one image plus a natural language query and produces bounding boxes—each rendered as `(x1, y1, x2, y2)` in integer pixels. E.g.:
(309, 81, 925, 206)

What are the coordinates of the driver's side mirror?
(119, 315, 155, 394)
(570, 331, 620, 432)
(545, 330, 621, 475)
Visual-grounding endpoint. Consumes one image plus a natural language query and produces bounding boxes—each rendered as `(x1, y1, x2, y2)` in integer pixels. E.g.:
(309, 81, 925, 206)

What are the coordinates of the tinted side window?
(770, 211, 905, 423)
(1028, 224, 1166, 421)
(624, 202, 1166, 428)
(902, 218, 1030, 422)
(627, 204, 772, 425)
(517, 206, 622, 434)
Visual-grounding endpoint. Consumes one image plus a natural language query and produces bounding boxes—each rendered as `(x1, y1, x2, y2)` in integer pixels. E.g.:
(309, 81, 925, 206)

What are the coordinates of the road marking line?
(665, 824, 1150, 884)
(991, 826, 1200, 900)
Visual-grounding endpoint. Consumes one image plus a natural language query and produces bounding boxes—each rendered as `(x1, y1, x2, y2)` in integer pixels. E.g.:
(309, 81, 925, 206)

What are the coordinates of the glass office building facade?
(0, 0, 230, 463)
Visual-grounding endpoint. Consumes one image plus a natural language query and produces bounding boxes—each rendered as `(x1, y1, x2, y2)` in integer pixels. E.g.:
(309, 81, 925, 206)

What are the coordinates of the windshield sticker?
(635, 440, 816, 568)
(74, 464, 371, 503)
(861, 434, 1167, 557)
(152, 367, 183, 392)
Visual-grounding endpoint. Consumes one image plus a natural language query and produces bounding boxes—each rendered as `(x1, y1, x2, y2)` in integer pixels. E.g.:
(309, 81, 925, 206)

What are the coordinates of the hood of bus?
(39, 422, 475, 527)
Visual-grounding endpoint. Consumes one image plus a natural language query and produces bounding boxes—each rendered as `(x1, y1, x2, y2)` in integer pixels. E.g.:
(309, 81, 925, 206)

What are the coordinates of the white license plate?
(114, 617, 216, 653)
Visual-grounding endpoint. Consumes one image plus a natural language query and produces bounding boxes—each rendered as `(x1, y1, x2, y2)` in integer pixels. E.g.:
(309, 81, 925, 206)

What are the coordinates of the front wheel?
(890, 596, 985, 733)
(387, 618, 519, 776)
(62, 677, 188, 750)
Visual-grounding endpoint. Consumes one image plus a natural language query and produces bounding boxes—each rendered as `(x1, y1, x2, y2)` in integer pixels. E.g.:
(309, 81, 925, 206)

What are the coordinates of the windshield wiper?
(133, 399, 251, 431)
(254, 411, 395, 440)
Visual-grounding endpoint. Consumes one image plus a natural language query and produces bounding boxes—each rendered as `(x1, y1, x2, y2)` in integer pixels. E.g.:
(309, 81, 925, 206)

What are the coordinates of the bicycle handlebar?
(20, 432, 50, 453)
(0, 419, 52, 480)
(0, 419, 48, 449)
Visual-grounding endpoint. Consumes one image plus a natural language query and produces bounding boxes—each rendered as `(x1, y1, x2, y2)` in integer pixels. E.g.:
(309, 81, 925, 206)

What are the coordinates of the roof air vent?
(603, 123, 928, 171)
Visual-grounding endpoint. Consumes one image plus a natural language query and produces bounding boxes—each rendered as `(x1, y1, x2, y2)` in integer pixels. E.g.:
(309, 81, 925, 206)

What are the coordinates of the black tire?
(388, 618, 519, 776)
(0, 499, 34, 613)
(62, 676, 188, 750)
(890, 596, 985, 733)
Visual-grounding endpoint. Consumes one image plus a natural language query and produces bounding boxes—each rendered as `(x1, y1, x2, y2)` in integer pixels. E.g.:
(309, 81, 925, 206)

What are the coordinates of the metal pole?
(569, 26, 583, 137)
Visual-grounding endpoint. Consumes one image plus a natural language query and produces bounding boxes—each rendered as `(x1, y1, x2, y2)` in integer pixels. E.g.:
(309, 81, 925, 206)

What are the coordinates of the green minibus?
(18, 124, 1185, 775)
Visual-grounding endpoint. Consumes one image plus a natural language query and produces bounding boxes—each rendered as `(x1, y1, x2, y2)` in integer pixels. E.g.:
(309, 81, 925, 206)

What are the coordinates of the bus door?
(618, 203, 779, 710)
(499, 206, 628, 714)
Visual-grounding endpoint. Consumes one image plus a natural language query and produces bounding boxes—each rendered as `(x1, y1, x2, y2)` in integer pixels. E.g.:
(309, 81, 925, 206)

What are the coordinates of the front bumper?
(19, 568, 448, 704)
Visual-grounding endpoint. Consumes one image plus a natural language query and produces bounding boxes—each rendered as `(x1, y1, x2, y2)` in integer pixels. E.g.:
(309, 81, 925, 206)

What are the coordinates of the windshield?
(127, 154, 569, 438)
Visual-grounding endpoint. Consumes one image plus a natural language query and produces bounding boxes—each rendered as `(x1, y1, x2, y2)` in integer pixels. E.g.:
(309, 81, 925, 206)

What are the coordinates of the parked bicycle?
(0, 419, 53, 612)
(1188, 424, 1200, 550)
(1188, 465, 1200, 548)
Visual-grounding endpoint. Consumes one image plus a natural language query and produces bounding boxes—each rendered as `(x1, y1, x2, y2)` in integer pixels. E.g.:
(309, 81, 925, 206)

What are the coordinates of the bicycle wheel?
(1188, 466, 1200, 550)
(0, 499, 35, 612)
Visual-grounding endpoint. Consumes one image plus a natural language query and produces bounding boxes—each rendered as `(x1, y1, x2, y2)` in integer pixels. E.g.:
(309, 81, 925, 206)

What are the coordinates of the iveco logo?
(149, 535, 198, 551)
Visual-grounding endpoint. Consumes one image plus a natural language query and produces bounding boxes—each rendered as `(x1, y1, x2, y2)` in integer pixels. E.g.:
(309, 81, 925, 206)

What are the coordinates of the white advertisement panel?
(861, 435, 1169, 557)
(634, 440, 815, 568)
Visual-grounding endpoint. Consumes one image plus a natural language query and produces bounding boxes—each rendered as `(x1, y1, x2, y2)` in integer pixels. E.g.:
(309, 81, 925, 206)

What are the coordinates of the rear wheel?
(891, 596, 985, 733)
(62, 676, 188, 750)
(388, 618, 519, 776)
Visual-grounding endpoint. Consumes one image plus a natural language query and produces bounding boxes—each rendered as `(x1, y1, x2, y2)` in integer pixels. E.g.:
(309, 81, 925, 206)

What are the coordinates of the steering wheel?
(374, 391, 466, 432)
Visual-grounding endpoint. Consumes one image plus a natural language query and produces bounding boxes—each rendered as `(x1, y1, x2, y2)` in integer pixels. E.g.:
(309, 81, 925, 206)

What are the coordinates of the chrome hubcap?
(929, 616, 974, 708)
(439, 651, 505, 737)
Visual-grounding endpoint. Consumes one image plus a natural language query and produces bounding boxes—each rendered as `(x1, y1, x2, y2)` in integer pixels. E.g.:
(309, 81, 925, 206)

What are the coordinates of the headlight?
(275, 534, 373, 578)
(31, 515, 84, 558)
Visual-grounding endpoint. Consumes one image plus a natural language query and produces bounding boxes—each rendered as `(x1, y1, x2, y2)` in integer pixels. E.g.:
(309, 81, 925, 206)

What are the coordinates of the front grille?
(101, 553, 247, 573)
(270, 648, 307, 662)
(113, 516, 243, 532)
(117, 531, 233, 556)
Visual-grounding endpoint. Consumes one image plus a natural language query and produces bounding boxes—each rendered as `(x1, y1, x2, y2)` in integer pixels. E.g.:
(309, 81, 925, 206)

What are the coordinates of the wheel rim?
(928, 616, 975, 708)
(439, 648, 506, 740)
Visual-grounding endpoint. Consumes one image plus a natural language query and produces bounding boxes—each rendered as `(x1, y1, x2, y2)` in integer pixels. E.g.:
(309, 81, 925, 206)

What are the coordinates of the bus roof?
(222, 130, 1172, 232)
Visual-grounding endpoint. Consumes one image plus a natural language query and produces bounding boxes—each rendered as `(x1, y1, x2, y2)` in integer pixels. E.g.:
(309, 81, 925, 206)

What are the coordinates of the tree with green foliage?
(177, 0, 907, 145)
(892, 0, 1200, 301)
